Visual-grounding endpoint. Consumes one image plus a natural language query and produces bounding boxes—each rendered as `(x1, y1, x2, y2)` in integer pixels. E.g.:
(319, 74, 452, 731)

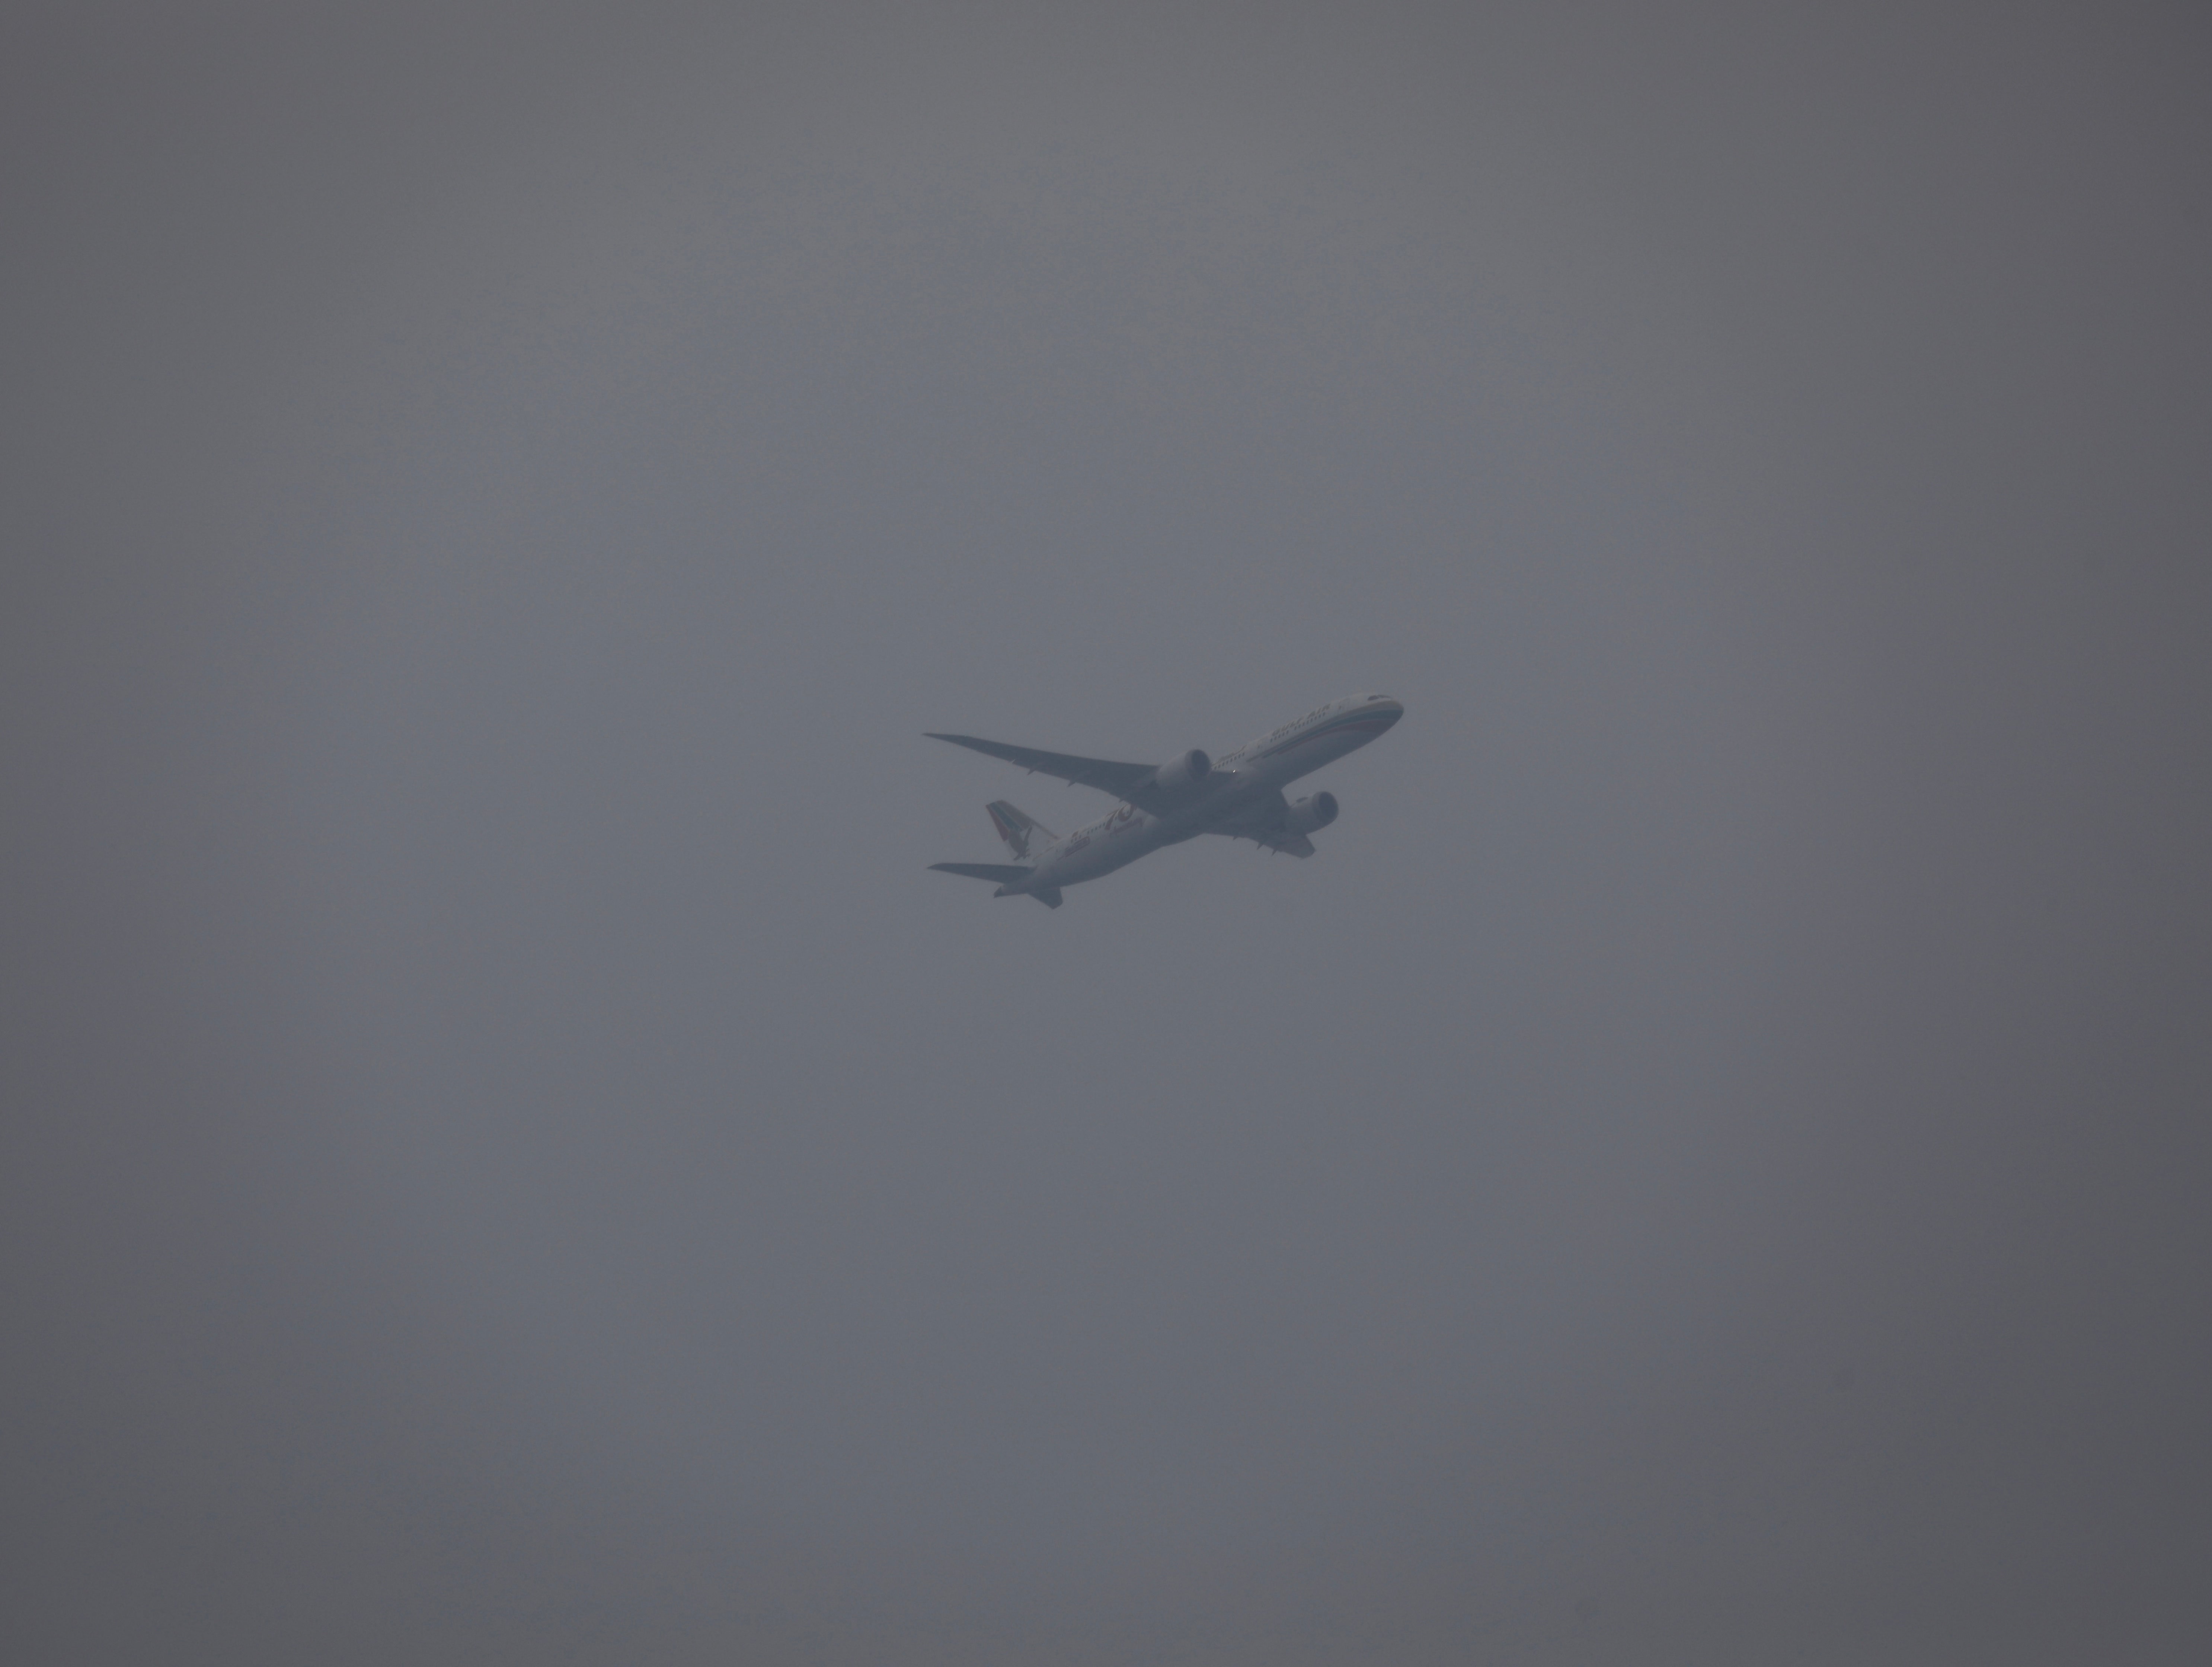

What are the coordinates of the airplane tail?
(984, 800, 1055, 860)
(929, 803, 1062, 909)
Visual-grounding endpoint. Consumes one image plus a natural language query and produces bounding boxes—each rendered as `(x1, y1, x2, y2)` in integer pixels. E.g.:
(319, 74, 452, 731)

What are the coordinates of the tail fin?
(985, 800, 1056, 860)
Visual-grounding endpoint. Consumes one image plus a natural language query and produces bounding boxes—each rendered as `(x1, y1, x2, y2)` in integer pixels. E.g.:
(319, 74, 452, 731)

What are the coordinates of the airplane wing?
(1202, 789, 1317, 858)
(926, 733, 1163, 805)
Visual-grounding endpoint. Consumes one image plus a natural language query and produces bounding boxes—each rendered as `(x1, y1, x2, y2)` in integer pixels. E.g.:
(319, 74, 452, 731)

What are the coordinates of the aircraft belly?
(1047, 827, 1158, 884)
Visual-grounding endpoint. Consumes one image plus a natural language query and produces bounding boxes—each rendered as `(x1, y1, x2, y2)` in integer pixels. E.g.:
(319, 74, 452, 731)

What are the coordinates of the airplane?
(927, 692, 1405, 908)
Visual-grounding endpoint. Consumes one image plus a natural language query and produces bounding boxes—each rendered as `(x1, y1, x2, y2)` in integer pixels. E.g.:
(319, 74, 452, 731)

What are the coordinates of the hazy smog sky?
(6, 4, 2209, 1661)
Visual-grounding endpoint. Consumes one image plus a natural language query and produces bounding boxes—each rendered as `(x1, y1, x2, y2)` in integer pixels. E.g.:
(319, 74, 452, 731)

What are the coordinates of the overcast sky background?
(6, 3, 2210, 1661)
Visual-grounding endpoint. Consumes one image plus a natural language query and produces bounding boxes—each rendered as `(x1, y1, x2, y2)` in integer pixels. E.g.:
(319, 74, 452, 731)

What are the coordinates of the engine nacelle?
(1148, 748, 1212, 797)
(1283, 791, 1339, 836)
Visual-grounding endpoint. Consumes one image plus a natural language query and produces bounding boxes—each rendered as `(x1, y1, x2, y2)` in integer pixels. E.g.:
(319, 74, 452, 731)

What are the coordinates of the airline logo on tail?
(985, 800, 1052, 860)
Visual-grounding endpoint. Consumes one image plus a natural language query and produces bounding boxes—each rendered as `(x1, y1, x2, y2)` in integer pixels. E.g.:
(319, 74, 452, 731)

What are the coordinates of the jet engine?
(1283, 791, 1339, 836)
(1148, 748, 1212, 797)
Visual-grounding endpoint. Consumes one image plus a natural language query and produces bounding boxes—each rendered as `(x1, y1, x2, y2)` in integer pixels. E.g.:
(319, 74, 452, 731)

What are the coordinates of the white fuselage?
(1013, 692, 1403, 893)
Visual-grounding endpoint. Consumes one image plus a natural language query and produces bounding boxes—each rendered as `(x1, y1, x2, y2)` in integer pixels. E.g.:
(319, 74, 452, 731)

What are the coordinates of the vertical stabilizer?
(984, 800, 1055, 860)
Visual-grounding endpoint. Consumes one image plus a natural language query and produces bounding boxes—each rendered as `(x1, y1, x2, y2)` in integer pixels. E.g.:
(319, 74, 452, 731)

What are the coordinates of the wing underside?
(927, 733, 1161, 806)
(1203, 790, 1317, 858)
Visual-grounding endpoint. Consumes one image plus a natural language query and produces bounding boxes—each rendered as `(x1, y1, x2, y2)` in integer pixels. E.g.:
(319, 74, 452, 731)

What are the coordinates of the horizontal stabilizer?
(928, 862, 1031, 884)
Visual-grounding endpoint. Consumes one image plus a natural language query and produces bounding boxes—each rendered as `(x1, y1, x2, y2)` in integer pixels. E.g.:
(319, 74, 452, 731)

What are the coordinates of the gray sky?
(6, 3, 2209, 1661)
